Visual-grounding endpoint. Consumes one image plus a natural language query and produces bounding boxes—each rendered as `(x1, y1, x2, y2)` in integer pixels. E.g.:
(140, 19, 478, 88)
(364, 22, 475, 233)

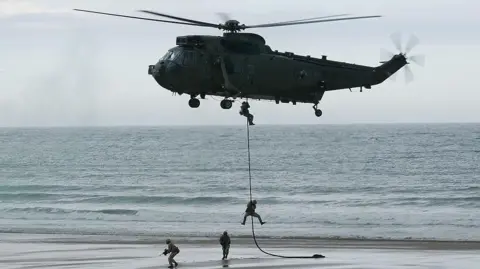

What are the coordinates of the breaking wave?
(4, 207, 138, 215)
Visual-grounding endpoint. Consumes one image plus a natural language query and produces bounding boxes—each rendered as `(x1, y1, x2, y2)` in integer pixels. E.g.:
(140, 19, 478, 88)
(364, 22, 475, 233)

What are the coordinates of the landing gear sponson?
(274, 91, 323, 117)
(188, 94, 233, 109)
(188, 94, 201, 108)
(274, 98, 323, 117)
(312, 90, 325, 117)
(188, 92, 323, 118)
(188, 97, 200, 108)
(220, 99, 233, 109)
(313, 102, 322, 117)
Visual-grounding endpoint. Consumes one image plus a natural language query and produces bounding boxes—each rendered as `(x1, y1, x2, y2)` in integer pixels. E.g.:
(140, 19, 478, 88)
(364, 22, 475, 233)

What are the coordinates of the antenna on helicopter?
(72, 9, 382, 34)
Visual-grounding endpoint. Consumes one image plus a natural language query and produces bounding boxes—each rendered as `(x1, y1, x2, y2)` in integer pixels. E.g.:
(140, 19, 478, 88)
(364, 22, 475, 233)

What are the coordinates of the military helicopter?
(73, 9, 425, 117)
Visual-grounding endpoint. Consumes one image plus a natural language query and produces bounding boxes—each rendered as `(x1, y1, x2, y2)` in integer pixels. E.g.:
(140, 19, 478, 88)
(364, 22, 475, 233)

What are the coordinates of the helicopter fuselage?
(148, 33, 406, 108)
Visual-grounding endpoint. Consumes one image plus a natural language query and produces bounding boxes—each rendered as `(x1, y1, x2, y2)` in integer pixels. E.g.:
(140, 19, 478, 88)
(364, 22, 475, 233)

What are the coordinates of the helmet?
(166, 239, 171, 244)
(252, 200, 257, 204)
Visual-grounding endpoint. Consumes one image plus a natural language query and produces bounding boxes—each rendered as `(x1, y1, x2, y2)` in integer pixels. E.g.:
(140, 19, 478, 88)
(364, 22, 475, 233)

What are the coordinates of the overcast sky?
(0, 0, 478, 126)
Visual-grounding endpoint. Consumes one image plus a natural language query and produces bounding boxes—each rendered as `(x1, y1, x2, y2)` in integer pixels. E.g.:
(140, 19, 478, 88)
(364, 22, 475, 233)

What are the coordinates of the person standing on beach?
(162, 239, 180, 268)
(219, 231, 231, 260)
(241, 199, 266, 225)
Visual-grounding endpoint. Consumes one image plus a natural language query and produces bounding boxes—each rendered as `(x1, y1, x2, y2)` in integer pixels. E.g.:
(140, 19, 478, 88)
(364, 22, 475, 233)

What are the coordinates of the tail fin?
(372, 54, 408, 84)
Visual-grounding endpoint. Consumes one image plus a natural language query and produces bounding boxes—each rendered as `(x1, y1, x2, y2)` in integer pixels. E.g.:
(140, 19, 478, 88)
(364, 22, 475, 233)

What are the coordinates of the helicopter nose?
(148, 60, 167, 76)
(150, 60, 179, 90)
(148, 65, 155, 75)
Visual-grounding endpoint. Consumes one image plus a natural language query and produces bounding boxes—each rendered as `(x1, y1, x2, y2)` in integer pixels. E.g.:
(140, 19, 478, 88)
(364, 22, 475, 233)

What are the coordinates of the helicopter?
(73, 9, 425, 117)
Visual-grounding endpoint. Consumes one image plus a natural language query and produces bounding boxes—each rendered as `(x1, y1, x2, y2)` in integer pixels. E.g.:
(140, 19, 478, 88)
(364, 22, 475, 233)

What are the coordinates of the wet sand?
(1, 233, 479, 269)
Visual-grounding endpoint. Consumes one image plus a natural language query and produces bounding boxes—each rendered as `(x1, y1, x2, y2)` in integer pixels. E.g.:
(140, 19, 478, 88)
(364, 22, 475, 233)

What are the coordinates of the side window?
(183, 51, 196, 66)
(175, 52, 184, 63)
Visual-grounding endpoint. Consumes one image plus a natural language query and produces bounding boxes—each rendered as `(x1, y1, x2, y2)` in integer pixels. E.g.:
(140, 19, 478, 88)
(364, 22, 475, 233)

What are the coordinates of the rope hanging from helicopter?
(243, 99, 324, 259)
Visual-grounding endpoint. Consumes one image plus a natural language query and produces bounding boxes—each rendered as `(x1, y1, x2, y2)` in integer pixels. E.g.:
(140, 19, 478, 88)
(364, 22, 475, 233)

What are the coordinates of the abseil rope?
(244, 109, 325, 259)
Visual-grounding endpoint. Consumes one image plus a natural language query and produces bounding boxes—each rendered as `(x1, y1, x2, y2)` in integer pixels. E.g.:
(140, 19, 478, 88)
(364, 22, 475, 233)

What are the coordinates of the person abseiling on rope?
(161, 239, 180, 268)
(219, 230, 231, 260)
(239, 101, 255, 125)
(241, 199, 266, 225)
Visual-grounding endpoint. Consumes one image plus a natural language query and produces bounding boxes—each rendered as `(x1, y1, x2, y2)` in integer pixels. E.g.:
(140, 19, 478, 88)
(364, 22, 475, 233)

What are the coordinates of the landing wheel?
(189, 98, 200, 108)
(313, 103, 322, 117)
(220, 99, 233, 109)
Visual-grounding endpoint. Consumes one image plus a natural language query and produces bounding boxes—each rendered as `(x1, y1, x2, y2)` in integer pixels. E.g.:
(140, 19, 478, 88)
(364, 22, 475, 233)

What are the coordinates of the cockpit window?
(161, 47, 199, 65)
(161, 51, 172, 61)
(169, 50, 181, 61)
(161, 49, 181, 61)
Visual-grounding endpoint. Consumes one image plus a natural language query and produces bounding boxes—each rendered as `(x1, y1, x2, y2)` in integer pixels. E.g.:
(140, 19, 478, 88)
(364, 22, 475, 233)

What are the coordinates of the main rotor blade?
(214, 13, 350, 25)
(138, 10, 219, 28)
(73, 9, 203, 27)
(264, 14, 351, 26)
(245, 15, 381, 29)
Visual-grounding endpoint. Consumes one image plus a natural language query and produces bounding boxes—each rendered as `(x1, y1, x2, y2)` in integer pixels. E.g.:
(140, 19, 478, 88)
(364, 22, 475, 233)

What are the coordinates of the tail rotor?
(380, 32, 426, 84)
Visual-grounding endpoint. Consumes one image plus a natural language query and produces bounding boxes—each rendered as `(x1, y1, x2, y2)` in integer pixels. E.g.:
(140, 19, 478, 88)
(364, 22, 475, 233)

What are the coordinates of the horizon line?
(0, 121, 479, 129)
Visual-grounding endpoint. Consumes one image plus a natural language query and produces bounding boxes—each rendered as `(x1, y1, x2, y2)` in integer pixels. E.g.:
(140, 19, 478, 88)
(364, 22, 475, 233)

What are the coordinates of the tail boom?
(371, 54, 408, 84)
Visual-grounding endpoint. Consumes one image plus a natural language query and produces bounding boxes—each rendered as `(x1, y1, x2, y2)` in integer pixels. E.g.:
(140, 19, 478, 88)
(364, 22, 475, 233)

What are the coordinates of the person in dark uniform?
(239, 101, 255, 125)
(219, 231, 231, 260)
(241, 199, 265, 225)
(162, 239, 180, 268)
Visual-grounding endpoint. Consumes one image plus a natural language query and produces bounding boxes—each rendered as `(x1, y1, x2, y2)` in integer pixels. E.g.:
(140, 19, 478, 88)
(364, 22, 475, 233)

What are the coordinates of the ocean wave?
(0, 192, 63, 201)
(0, 184, 147, 192)
(0, 192, 330, 205)
(1, 227, 479, 244)
(390, 196, 480, 206)
(76, 195, 242, 204)
(4, 207, 138, 215)
(0, 185, 85, 192)
(1, 191, 478, 208)
(0, 192, 244, 204)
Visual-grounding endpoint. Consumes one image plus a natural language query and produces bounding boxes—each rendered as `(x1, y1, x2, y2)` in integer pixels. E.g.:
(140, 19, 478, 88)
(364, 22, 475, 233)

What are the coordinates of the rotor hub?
(221, 19, 246, 33)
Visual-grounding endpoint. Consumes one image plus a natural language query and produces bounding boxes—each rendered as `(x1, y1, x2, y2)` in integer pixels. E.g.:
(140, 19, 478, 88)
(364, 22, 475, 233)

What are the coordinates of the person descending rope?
(239, 101, 255, 125)
(241, 199, 266, 225)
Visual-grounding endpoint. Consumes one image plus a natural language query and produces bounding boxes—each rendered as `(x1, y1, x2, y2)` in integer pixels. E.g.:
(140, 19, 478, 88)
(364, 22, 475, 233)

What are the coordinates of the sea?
(0, 124, 479, 242)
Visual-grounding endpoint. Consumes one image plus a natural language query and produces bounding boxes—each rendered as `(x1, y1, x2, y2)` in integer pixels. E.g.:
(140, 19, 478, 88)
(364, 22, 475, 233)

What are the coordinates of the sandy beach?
(1, 233, 479, 269)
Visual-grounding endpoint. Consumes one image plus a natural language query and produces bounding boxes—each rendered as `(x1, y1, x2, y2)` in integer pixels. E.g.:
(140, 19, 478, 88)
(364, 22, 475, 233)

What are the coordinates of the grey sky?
(0, 0, 479, 126)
